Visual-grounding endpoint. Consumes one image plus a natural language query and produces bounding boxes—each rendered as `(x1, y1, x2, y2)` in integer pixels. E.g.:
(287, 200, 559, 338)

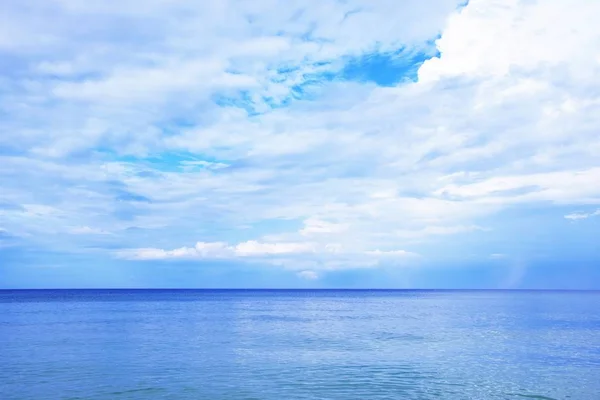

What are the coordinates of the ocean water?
(1, 290, 599, 400)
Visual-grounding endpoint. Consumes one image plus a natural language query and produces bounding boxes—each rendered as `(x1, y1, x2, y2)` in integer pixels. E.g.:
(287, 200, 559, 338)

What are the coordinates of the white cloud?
(565, 209, 600, 221)
(393, 225, 486, 239)
(365, 249, 417, 257)
(434, 169, 600, 204)
(418, 0, 600, 82)
(70, 226, 112, 235)
(234, 240, 316, 256)
(1, 0, 461, 156)
(52, 60, 258, 103)
(297, 270, 319, 280)
(299, 218, 349, 236)
(2, 0, 600, 270)
(179, 160, 229, 170)
(118, 240, 317, 260)
(21, 204, 61, 217)
(118, 239, 417, 270)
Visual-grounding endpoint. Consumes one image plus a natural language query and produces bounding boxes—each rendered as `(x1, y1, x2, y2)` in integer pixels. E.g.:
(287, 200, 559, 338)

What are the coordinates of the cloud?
(52, 60, 258, 103)
(418, 0, 600, 82)
(117, 240, 317, 260)
(393, 225, 486, 240)
(297, 270, 319, 280)
(117, 239, 417, 270)
(70, 226, 112, 235)
(234, 240, 316, 256)
(490, 253, 507, 259)
(365, 249, 417, 257)
(299, 218, 349, 236)
(435, 169, 600, 204)
(565, 209, 600, 221)
(179, 160, 229, 171)
(2, 0, 600, 276)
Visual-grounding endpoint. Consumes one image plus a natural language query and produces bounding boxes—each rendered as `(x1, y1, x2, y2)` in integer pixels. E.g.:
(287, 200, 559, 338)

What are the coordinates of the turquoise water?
(1, 290, 599, 399)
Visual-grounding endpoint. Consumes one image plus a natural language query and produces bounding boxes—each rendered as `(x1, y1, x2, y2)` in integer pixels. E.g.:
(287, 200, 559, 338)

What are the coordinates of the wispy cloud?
(490, 253, 507, 259)
(117, 240, 417, 270)
(69, 226, 112, 235)
(297, 270, 319, 280)
(565, 209, 600, 221)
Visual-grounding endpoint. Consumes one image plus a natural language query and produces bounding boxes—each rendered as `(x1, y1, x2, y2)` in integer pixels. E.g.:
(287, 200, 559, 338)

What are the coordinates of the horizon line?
(1, 288, 599, 292)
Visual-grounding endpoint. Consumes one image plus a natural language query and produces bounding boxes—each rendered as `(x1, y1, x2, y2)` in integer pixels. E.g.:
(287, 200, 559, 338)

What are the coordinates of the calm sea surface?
(1, 290, 599, 399)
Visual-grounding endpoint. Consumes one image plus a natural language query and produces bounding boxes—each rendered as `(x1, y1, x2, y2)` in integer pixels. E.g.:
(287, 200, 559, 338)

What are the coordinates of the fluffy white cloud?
(418, 0, 600, 82)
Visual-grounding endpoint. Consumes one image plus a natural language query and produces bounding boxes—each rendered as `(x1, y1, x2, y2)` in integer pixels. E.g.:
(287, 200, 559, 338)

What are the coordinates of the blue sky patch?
(338, 48, 434, 86)
(100, 151, 231, 173)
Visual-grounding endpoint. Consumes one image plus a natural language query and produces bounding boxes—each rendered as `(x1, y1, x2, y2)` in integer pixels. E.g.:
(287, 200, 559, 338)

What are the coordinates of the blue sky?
(1, 0, 600, 289)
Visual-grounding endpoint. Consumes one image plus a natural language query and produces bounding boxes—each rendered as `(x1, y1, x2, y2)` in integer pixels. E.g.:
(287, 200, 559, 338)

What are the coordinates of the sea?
(1, 290, 599, 400)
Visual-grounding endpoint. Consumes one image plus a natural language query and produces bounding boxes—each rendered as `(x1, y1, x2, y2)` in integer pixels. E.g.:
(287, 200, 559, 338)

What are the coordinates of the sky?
(1, 0, 600, 289)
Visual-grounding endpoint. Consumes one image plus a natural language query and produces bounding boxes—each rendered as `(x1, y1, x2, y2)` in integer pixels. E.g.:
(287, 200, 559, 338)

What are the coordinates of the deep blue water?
(1, 290, 599, 400)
